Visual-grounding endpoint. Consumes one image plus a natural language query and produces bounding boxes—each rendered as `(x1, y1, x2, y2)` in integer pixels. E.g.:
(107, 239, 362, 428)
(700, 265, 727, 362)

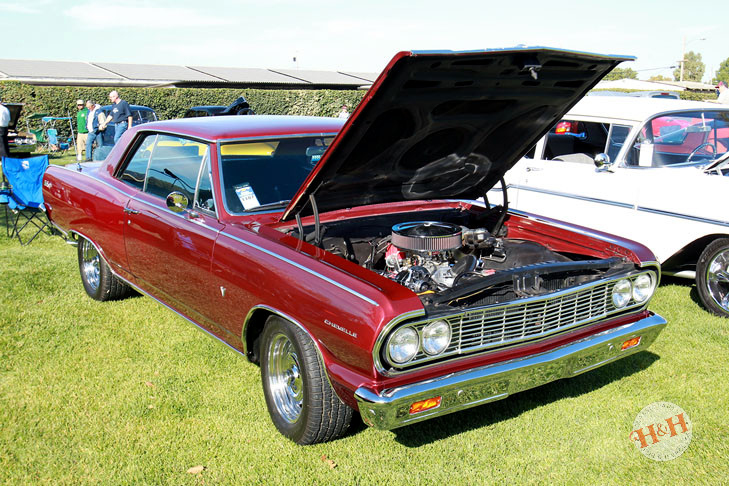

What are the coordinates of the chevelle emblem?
(324, 319, 357, 338)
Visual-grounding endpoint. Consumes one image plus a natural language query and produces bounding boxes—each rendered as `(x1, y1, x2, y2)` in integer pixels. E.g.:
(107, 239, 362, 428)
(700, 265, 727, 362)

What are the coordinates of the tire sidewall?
(696, 238, 729, 318)
(260, 317, 314, 443)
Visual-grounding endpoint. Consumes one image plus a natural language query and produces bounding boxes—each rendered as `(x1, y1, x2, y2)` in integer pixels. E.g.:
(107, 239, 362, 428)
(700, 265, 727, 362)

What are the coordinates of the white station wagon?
(496, 96, 729, 317)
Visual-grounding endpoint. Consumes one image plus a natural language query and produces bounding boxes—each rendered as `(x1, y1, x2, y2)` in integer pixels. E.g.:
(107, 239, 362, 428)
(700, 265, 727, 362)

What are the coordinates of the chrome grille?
(387, 274, 651, 371)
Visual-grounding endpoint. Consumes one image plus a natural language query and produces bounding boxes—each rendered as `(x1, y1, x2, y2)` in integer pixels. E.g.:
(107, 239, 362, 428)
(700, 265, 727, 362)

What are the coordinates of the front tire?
(77, 237, 132, 301)
(696, 238, 729, 318)
(260, 316, 352, 444)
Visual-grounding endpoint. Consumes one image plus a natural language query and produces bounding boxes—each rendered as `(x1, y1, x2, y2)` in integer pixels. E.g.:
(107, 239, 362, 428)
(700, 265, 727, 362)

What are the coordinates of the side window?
(606, 124, 631, 162)
(195, 155, 215, 213)
(144, 135, 209, 207)
(119, 134, 157, 189)
(544, 121, 608, 163)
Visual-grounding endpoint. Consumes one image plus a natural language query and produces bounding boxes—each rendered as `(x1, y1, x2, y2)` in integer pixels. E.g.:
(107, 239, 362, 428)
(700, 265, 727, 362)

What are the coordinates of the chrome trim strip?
(70, 230, 246, 358)
(356, 313, 667, 430)
(509, 184, 634, 209)
(636, 206, 729, 228)
(219, 231, 379, 307)
(373, 270, 655, 375)
(54, 165, 378, 307)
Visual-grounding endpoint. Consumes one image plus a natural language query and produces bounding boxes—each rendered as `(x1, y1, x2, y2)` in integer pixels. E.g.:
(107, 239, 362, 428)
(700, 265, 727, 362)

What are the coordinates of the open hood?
(282, 47, 632, 221)
(3, 103, 23, 131)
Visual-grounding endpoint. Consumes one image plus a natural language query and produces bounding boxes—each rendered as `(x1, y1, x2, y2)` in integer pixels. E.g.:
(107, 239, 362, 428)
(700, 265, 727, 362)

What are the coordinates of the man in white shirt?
(84, 100, 106, 161)
(717, 81, 729, 104)
(0, 95, 10, 158)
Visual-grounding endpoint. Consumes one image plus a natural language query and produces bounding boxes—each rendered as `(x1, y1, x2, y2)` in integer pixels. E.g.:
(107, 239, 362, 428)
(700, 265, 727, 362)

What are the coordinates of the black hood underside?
(283, 48, 632, 220)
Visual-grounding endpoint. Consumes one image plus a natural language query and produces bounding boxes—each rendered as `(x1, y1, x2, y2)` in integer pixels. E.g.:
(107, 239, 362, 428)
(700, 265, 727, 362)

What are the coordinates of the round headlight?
(632, 273, 655, 303)
(612, 279, 632, 308)
(387, 327, 419, 364)
(421, 320, 451, 356)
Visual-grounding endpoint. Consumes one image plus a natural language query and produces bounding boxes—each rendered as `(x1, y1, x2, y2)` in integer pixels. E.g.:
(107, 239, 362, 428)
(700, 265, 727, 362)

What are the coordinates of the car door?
(507, 120, 645, 239)
(118, 133, 225, 329)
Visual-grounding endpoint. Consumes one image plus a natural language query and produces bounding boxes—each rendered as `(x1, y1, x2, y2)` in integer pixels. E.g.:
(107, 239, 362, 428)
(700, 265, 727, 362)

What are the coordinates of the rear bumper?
(355, 312, 666, 430)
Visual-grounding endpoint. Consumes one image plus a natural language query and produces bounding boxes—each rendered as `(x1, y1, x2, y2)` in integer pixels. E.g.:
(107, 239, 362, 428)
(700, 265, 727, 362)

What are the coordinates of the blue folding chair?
(1, 155, 51, 245)
(46, 129, 70, 151)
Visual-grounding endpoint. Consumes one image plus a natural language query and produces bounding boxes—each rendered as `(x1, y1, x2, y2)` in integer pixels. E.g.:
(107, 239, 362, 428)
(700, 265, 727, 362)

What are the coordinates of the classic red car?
(43, 48, 667, 445)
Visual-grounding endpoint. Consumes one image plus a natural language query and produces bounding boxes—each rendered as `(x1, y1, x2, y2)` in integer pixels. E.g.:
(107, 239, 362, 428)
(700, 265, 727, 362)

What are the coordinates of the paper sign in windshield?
(234, 183, 261, 210)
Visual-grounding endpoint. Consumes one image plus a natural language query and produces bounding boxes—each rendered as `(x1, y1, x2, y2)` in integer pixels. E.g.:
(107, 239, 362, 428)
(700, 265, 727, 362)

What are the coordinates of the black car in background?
(183, 97, 254, 118)
(93, 105, 157, 160)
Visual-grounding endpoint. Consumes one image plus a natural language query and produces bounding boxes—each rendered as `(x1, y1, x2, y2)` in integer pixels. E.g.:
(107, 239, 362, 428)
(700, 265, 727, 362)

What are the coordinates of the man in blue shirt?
(104, 90, 133, 145)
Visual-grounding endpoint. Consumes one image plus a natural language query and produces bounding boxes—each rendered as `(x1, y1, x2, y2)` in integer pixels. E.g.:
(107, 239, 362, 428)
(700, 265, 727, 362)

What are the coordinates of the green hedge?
(0, 81, 366, 137)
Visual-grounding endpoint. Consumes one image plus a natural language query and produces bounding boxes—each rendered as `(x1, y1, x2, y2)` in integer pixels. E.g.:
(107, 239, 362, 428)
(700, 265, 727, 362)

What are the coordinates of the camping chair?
(46, 129, 70, 152)
(1, 155, 51, 245)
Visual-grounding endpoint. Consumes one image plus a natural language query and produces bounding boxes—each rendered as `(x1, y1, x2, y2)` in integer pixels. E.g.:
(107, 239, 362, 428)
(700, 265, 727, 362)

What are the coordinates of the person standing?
(337, 105, 349, 119)
(75, 99, 89, 161)
(84, 100, 105, 161)
(0, 95, 10, 158)
(717, 81, 729, 104)
(104, 90, 133, 145)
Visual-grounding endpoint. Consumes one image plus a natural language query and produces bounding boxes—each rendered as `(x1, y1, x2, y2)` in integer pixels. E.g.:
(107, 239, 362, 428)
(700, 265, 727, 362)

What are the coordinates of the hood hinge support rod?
(309, 194, 322, 247)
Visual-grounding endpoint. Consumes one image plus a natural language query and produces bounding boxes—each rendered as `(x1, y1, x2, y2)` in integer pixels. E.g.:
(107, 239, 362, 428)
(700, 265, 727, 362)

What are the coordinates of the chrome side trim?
(510, 184, 634, 209)
(219, 231, 379, 306)
(356, 312, 667, 430)
(636, 206, 729, 228)
(71, 230, 246, 358)
(510, 183, 729, 229)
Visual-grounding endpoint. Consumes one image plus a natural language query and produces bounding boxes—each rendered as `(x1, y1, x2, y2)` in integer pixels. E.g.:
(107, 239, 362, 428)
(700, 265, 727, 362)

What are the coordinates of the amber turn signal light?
(409, 396, 442, 415)
(621, 336, 642, 350)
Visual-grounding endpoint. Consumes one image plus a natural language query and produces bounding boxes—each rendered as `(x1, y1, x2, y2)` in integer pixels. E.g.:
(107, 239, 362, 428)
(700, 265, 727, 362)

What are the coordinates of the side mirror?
(594, 153, 613, 170)
(166, 191, 189, 213)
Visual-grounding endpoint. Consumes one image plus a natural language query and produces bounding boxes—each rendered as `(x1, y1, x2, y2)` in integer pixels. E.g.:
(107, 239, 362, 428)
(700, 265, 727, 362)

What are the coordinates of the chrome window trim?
(216, 132, 338, 216)
(509, 184, 635, 209)
(373, 270, 656, 376)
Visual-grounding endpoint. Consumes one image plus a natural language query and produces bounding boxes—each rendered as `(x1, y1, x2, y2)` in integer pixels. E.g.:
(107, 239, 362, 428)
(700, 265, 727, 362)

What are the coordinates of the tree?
(673, 51, 705, 82)
(648, 74, 673, 82)
(604, 67, 638, 81)
(716, 57, 729, 84)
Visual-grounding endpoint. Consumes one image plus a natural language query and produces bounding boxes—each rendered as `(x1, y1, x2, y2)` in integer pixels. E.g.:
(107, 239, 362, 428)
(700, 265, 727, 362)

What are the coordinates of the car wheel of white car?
(260, 315, 352, 444)
(696, 238, 729, 318)
(77, 236, 133, 301)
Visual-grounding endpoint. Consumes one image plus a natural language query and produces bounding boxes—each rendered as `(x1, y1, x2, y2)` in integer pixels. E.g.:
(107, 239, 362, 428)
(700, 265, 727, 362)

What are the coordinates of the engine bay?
(289, 208, 633, 311)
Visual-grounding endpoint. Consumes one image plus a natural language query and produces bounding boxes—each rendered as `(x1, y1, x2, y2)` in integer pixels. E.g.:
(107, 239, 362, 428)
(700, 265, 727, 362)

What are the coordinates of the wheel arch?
(242, 305, 325, 366)
(662, 233, 729, 275)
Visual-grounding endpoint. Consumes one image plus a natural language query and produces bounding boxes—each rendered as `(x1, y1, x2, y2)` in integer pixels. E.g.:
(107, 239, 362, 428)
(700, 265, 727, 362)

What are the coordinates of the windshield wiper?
(245, 199, 291, 212)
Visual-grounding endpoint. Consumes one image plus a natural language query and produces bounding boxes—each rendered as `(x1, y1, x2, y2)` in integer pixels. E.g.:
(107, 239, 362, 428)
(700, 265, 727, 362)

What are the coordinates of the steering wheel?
(687, 142, 717, 162)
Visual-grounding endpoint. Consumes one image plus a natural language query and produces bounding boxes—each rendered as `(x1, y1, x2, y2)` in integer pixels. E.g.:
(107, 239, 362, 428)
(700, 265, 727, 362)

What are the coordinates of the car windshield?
(219, 135, 334, 214)
(628, 110, 729, 167)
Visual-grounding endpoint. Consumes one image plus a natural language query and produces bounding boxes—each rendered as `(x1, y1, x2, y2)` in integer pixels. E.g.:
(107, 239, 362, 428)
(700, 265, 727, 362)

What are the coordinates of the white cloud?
(0, 2, 41, 13)
(65, 3, 234, 29)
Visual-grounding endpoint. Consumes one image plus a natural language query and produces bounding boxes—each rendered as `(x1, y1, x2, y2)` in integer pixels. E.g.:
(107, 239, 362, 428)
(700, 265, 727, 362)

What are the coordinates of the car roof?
(100, 104, 155, 111)
(566, 96, 726, 123)
(134, 115, 345, 142)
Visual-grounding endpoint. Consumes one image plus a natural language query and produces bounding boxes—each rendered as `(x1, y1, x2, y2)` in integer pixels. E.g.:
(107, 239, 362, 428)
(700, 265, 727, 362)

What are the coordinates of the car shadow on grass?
(661, 275, 705, 310)
(389, 350, 660, 447)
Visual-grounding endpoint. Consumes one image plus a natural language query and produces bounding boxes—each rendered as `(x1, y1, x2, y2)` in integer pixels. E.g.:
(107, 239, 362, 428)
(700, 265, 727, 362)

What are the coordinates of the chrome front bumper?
(355, 313, 667, 430)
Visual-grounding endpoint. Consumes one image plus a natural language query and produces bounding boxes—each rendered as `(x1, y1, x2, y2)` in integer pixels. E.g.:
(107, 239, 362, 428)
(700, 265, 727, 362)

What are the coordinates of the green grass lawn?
(1, 219, 728, 485)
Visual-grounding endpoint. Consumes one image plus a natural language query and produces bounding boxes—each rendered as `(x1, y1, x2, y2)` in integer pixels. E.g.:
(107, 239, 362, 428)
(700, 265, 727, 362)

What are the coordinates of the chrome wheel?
(266, 332, 303, 424)
(706, 249, 729, 312)
(80, 239, 101, 292)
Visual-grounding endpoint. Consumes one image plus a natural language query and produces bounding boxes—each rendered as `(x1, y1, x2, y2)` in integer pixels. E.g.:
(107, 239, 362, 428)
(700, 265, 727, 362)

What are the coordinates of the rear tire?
(77, 236, 132, 301)
(696, 238, 729, 318)
(260, 316, 352, 444)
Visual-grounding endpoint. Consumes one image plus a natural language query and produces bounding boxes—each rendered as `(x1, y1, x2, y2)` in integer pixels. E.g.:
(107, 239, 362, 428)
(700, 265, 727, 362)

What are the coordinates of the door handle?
(526, 166, 542, 172)
(123, 208, 140, 215)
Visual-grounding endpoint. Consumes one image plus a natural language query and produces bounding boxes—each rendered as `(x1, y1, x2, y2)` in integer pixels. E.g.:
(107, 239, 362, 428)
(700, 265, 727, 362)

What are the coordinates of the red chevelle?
(43, 48, 666, 444)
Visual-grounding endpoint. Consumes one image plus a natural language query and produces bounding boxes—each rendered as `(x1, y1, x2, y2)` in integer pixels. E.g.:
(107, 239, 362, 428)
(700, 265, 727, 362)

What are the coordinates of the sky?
(1, 0, 727, 82)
